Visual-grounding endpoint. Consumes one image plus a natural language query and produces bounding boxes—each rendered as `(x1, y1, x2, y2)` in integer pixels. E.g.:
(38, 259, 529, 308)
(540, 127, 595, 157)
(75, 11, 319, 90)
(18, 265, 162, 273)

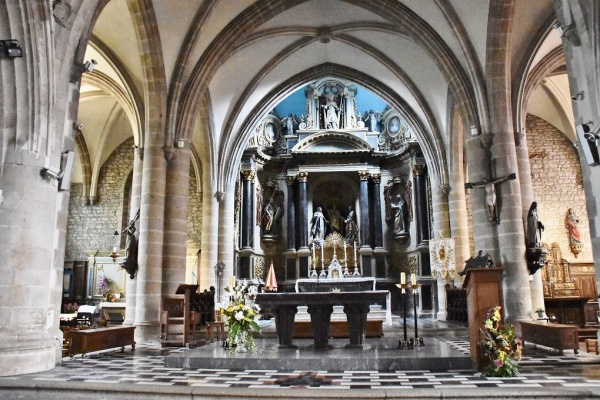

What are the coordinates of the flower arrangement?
(535, 307, 545, 313)
(96, 274, 111, 297)
(480, 306, 522, 377)
(220, 279, 261, 352)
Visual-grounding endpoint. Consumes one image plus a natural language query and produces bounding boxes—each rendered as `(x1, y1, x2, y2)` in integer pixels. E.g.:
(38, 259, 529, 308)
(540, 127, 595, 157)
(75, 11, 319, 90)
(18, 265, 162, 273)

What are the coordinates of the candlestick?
(353, 241, 358, 270)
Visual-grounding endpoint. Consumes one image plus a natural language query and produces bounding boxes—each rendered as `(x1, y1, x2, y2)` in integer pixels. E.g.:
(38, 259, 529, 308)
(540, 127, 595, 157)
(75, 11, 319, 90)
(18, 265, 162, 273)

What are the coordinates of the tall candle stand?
(319, 242, 326, 277)
(396, 273, 412, 349)
(410, 281, 424, 347)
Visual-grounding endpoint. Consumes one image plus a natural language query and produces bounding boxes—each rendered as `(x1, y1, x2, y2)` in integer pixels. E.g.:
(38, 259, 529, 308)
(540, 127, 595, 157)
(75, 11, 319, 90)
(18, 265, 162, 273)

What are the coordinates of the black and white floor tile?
(2, 340, 599, 390)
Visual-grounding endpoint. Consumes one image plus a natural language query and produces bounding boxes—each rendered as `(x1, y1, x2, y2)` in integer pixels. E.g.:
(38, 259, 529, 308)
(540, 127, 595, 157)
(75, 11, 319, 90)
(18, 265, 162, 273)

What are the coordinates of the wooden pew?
(520, 320, 579, 354)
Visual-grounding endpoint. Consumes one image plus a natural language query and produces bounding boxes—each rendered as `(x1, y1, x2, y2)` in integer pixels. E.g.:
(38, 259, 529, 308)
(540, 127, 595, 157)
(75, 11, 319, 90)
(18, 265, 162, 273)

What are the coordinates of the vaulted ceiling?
(74, 0, 570, 189)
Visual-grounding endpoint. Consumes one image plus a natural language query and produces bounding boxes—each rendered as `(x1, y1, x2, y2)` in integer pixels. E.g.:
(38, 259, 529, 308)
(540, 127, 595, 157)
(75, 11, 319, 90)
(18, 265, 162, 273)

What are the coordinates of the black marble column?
(358, 170, 370, 247)
(272, 305, 298, 349)
(372, 173, 383, 248)
(297, 172, 309, 248)
(307, 304, 334, 349)
(241, 170, 255, 249)
(343, 304, 371, 348)
(412, 164, 430, 245)
(286, 176, 296, 250)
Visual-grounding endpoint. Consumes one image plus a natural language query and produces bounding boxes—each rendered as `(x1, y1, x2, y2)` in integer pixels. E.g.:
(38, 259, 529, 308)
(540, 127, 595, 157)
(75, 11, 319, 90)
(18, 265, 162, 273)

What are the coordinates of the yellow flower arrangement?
(480, 306, 522, 377)
(220, 280, 261, 352)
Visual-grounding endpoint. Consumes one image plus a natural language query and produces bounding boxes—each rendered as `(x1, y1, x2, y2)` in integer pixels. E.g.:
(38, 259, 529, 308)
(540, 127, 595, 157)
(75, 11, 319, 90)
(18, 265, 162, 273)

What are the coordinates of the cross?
(465, 172, 516, 224)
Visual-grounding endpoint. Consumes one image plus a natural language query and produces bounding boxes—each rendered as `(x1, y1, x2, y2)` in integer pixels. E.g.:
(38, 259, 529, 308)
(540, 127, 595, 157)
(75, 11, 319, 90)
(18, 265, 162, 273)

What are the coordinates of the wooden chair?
(160, 294, 200, 345)
(206, 309, 225, 342)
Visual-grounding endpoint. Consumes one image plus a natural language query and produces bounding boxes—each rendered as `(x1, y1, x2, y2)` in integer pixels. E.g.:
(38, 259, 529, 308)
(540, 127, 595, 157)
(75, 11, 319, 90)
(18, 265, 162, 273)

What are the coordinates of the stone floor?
(1, 318, 600, 399)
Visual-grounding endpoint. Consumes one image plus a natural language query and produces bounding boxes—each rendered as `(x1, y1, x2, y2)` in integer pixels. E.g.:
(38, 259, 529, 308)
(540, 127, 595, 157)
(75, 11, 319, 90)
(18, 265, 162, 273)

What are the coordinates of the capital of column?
(286, 176, 296, 186)
(440, 184, 451, 195)
(242, 170, 255, 181)
(515, 130, 526, 147)
(163, 146, 175, 161)
(371, 173, 381, 184)
(297, 172, 308, 182)
(358, 170, 370, 181)
(412, 164, 426, 176)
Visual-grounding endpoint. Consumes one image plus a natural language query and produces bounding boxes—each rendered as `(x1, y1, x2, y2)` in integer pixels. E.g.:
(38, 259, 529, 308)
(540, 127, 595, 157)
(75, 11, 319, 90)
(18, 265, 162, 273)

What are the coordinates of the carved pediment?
(292, 131, 373, 154)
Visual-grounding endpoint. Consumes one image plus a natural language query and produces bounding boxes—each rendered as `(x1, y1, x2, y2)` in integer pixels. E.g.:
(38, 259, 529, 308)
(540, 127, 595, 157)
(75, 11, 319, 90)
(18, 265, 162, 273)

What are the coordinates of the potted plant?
(535, 307, 545, 318)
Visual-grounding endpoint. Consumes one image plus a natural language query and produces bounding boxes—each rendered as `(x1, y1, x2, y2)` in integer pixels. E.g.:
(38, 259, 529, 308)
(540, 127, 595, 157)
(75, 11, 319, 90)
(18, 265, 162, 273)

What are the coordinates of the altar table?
(255, 291, 388, 349)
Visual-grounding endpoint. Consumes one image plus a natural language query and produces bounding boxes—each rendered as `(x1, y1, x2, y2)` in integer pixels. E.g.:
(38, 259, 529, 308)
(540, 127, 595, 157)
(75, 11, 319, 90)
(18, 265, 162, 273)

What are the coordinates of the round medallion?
(264, 122, 278, 143)
(387, 116, 401, 137)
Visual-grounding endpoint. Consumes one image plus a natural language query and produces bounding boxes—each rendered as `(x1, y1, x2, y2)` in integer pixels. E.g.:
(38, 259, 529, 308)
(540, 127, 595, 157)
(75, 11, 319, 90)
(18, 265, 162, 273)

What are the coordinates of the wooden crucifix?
(465, 172, 516, 224)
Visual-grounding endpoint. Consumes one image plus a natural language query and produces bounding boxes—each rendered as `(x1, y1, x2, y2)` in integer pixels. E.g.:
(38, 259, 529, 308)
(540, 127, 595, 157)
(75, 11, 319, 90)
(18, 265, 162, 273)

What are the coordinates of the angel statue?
(281, 113, 298, 135)
(365, 110, 381, 132)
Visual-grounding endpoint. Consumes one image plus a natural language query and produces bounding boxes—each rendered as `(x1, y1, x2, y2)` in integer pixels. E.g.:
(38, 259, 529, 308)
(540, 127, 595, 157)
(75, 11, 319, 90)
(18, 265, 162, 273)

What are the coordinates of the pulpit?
(464, 267, 503, 370)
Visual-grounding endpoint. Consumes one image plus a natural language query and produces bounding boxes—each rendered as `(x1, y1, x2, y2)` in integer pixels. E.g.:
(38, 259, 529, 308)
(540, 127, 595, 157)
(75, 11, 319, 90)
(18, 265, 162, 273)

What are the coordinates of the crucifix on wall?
(465, 172, 516, 224)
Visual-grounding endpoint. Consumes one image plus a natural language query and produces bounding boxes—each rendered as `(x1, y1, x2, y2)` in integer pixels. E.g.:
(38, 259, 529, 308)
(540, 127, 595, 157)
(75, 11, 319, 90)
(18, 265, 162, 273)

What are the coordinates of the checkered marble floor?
(2, 339, 600, 390)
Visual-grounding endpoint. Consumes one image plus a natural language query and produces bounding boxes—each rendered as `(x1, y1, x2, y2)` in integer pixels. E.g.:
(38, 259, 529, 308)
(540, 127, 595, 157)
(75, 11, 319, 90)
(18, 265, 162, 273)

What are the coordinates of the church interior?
(2, 0, 600, 398)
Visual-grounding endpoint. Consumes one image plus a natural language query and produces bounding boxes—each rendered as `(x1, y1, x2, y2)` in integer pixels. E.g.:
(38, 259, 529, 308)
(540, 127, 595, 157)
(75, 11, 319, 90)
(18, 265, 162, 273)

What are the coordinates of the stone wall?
(526, 114, 592, 262)
(187, 171, 202, 254)
(65, 139, 134, 261)
(65, 139, 203, 262)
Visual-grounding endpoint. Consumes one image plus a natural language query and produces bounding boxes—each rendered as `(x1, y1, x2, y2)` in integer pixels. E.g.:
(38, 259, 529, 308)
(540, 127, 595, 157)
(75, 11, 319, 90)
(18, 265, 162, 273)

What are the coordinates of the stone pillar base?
(0, 333, 56, 376)
(133, 322, 162, 343)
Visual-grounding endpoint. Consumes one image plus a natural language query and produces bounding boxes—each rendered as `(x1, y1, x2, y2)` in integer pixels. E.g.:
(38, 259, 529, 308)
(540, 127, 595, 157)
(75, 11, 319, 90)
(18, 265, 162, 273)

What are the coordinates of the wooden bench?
(520, 321, 579, 354)
(293, 320, 383, 339)
(65, 326, 135, 357)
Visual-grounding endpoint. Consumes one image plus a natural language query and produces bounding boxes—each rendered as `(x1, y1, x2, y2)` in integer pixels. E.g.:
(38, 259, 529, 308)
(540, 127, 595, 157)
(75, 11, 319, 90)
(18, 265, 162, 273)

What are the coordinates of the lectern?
(176, 284, 199, 346)
(464, 267, 503, 370)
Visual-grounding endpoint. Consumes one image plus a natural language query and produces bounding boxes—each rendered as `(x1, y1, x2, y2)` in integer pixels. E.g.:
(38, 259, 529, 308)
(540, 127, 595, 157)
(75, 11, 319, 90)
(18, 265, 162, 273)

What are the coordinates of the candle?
(411, 273, 416, 284)
(112, 247, 118, 253)
(401, 272, 406, 285)
(343, 242, 347, 264)
(312, 242, 316, 268)
(229, 276, 236, 288)
(353, 241, 358, 266)
(321, 244, 324, 269)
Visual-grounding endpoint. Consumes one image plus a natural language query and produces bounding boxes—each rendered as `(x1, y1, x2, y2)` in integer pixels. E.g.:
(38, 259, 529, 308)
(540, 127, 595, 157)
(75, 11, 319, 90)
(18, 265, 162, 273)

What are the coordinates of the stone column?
(240, 170, 255, 249)
(358, 170, 371, 247)
(124, 147, 143, 325)
(430, 180, 451, 321)
(297, 172, 309, 249)
(372, 173, 383, 248)
(134, 142, 167, 341)
(517, 130, 545, 312)
(217, 186, 236, 301)
(412, 164, 431, 245)
(492, 134, 531, 322)
(448, 121, 471, 279)
(0, 160, 59, 375)
(162, 143, 191, 295)
(465, 134, 499, 260)
(485, 0, 531, 322)
(199, 186, 220, 296)
(286, 176, 297, 250)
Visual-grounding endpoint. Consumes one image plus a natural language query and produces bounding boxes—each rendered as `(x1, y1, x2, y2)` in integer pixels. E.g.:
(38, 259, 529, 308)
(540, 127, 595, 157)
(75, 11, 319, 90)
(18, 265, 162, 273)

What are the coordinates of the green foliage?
(480, 306, 522, 377)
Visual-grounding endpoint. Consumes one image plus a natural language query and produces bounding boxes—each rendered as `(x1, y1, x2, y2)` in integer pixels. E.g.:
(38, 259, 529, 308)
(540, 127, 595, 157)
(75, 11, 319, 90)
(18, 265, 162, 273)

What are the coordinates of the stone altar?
(255, 291, 388, 349)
